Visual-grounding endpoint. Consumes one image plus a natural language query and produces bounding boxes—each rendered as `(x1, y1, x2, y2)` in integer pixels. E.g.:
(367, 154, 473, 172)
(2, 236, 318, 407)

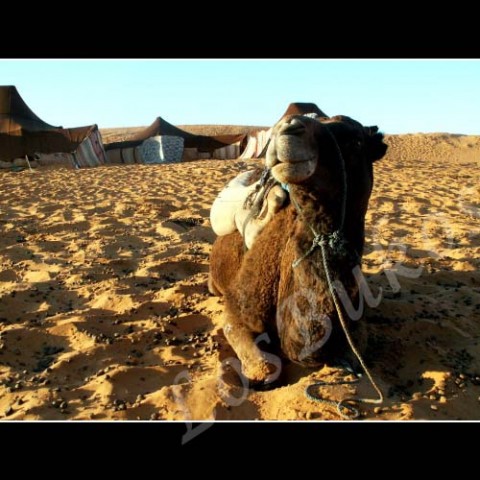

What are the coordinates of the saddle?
(210, 168, 288, 249)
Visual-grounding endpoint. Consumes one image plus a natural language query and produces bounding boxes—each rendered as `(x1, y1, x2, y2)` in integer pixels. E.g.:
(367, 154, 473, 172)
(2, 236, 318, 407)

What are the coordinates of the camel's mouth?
(266, 136, 317, 168)
(264, 116, 320, 184)
(266, 124, 318, 184)
(266, 140, 317, 184)
(269, 158, 317, 185)
(266, 151, 315, 168)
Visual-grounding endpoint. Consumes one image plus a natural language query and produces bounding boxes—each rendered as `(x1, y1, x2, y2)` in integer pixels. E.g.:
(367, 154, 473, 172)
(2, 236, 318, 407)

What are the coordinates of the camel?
(209, 114, 388, 384)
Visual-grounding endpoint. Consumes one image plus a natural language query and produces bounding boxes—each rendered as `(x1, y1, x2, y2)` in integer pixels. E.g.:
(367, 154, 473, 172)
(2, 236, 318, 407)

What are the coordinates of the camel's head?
(266, 114, 387, 186)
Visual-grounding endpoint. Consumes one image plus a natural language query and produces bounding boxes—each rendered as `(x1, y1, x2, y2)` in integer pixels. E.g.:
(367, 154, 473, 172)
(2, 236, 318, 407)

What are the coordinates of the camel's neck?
(289, 183, 344, 236)
(289, 181, 368, 261)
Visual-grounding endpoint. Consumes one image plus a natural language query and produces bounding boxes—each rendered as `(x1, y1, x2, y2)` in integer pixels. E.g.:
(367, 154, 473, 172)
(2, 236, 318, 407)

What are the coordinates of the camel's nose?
(279, 117, 306, 136)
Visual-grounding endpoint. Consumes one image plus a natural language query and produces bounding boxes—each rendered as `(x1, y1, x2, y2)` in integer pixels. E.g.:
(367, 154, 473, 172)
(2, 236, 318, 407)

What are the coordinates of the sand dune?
(0, 133, 479, 422)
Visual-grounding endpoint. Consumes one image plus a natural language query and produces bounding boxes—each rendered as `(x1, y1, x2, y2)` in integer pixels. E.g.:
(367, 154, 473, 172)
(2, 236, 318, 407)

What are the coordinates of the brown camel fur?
(209, 114, 388, 383)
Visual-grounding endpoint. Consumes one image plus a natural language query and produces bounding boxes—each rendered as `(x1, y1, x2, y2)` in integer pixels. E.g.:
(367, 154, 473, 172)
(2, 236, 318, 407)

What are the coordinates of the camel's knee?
(222, 314, 279, 384)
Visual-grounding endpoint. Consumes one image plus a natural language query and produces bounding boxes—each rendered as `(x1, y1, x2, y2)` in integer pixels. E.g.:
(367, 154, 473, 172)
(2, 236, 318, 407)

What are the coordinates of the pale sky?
(1, 59, 479, 134)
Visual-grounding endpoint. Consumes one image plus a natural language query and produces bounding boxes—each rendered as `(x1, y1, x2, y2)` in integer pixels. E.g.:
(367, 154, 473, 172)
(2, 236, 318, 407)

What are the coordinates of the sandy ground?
(0, 133, 479, 421)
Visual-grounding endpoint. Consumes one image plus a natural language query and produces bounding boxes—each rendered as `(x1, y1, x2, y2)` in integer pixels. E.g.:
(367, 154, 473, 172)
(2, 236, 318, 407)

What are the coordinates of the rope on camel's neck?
(287, 124, 383, 417)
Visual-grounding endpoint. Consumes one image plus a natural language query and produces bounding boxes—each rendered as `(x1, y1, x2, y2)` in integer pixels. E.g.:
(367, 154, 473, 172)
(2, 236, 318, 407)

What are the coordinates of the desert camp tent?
(0, 85, 106, 168)
(210, 134, 245, 160)
(239, 128, 272, 159)
(239, 102, 328, 160)
(105, 117, 246, 163)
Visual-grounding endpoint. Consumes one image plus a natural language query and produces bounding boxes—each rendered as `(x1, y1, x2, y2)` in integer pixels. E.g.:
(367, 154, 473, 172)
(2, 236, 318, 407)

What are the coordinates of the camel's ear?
(365, 126, 388, 162)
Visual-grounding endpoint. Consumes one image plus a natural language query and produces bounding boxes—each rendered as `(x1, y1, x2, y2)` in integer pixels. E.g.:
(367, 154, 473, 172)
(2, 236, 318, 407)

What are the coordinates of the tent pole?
(25, 155, 33, 172)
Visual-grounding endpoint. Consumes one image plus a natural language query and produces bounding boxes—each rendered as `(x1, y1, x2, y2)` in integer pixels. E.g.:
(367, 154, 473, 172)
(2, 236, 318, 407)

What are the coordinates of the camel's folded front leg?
(222, 310, 279, 384)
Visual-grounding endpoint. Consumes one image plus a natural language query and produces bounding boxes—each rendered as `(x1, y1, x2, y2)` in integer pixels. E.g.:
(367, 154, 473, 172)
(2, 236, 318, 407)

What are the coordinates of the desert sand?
(0, 132, 479, 422)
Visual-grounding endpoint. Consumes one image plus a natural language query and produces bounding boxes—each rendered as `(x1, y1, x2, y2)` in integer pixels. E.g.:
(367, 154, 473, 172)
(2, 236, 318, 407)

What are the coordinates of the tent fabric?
(0, 85, 60, 132)
(213, 143, 242, 160)
(141, 136, 184, 164)
(0, 85, 106, 166)
(33, 128, 107, 169)
(130, 117, 245, 152)
(73, 128, 107, 167)
(0, 124, 106, 165)
(105, 146, 141, 165)
(106, 137, 185, 165)
(105, 117, 246, 162)
(239, 128, 272, 159)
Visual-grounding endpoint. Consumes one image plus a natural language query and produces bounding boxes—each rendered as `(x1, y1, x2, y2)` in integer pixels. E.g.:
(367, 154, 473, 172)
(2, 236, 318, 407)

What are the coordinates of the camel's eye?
(351, 138, 363, 150)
